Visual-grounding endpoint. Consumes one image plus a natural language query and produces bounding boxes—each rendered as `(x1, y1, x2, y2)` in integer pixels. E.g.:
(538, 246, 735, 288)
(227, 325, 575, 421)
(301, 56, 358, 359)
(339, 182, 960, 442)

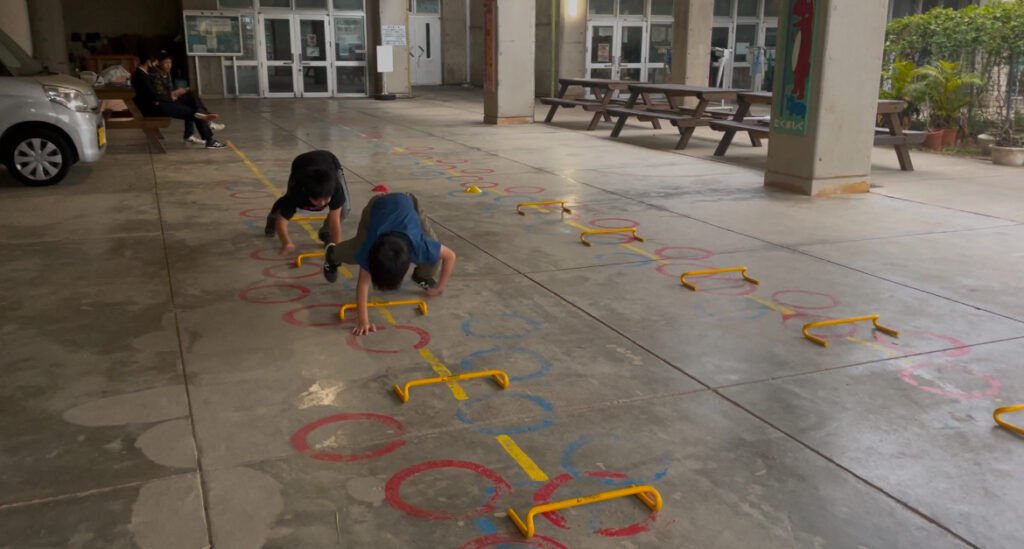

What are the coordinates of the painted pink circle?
(782, 313, 859, 339)
(589, 217, 639, 229)
(872, 330, 971, 358)
(249, 248, 319, 262)
(451, 175, 485, 183)
(229, 190, 275, 199)
(238, 283, 310, 304)
(698, 276, 760, 297)
(457, 534, 569, 549)
(239, 208, 267, 218)
(291, 413, 406, 462)
(654, 246, 714, 261)
(771, 290, 840, 311)
(346, 325, 431, 354)
(654, 260, 717, 279)
(386, 460, 511, 520)
(262, 262, 323, 280)
(461, 168, 495, 175)
(532, 472, 658, 537)
(503, 186, 546, 194)
(282, 304, 352, 327)
(899, 362, 1000, 400)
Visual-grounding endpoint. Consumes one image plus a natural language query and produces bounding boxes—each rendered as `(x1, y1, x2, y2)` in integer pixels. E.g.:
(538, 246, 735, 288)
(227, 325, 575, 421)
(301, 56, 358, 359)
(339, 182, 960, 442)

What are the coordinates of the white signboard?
(377, 45, 394, 73)
(382, 25, 407, 46)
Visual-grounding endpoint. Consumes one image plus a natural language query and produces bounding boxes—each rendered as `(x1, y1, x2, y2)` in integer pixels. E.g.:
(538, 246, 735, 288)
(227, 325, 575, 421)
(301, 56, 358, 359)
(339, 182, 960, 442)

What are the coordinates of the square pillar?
(482, 0, 534, 125)
(377, 0, 411, 96)
(764, 0, 889, 196)
(670, 0, 713, 88)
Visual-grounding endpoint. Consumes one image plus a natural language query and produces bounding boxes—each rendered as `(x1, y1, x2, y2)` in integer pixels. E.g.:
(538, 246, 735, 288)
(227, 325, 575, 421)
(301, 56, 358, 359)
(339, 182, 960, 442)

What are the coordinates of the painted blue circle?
(523, 219, 573, 236)
(694, 297, 770, 320)
(408, 170, 447, 178)
(245, 219, 265, 230)
(594, 252, 654, 267)
(561, 436, 670, 487)
(460, 346, 552, 382)
(456, 393, 555, 435)
(461, 314, 539, 339)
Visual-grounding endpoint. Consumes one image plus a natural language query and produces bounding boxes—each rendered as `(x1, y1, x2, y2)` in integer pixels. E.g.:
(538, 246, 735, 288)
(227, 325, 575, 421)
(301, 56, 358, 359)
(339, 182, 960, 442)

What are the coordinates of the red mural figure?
(790, 0, 814, 100)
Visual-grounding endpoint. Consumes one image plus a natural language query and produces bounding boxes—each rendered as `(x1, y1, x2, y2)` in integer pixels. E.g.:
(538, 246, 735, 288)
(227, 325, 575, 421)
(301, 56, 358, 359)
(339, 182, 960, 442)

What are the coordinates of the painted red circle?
(654, 246, 714, 261)
(457, 533, 569, 549)
(239, 208, 268, 218)
(249, 248, 319, 262)
(432, 164, 457, 171)
(697, 275, 760, 297)
(450, 175, 485, 183)
(436, 159, 469, 164)
(461, 168, 495, 175)
(872, 330, 970, 358)
(346, 325, 431, 354)
(532, 472, 658, 537)
(771, 290, 840, 311)
(461, 181, 499, 189)
(589, 217, 639, 230)
(386, 460, 511, 520)
(238, 283, 311, 304)
(282, 304, 353, 327)
(229, 190, 275, 199)
(262, 262, 323, 280)
(782, 313, 859, 339)
(654, 260, 716, 279)
(291, 413, 406, 462)
(899, 362, 1001, 400)
(504, 186, 546, 194)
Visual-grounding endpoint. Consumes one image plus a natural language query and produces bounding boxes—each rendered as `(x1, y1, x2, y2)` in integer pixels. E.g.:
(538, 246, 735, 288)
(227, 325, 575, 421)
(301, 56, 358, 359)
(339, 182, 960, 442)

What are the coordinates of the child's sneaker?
(184, 135, 203, 144)
(411, 272, 438, 290)
(318, 227, 330, 245)
(264, 214, 276, 237)
(210, 122, 226, 131)
(322, 243, 338, 283)
(205, 139, 226, 149)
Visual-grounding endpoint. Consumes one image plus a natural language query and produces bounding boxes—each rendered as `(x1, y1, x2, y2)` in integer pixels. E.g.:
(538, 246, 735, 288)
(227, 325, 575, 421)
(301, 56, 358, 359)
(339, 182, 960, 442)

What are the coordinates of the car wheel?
(3, 129, 73, 186)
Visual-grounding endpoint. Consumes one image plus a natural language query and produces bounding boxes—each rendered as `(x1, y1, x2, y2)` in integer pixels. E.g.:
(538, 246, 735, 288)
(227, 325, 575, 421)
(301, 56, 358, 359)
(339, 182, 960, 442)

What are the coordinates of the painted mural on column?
(772, 0, 817, 135)
(484, 0, 497, 92)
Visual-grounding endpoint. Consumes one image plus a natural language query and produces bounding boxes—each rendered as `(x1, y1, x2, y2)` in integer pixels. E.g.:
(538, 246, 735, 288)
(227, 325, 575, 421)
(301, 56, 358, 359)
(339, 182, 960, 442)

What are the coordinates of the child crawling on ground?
(322, 192, 456, 336)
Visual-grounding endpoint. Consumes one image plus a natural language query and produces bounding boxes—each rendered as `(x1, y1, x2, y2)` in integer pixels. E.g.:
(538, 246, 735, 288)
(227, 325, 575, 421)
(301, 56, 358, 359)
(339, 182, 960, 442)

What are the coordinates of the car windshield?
(0, 29, 45, 76)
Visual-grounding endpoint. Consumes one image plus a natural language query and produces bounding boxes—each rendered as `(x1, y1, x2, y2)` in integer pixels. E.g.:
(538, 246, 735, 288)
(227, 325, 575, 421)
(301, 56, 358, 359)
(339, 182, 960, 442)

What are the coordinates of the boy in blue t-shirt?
(323, 193, 456, 335)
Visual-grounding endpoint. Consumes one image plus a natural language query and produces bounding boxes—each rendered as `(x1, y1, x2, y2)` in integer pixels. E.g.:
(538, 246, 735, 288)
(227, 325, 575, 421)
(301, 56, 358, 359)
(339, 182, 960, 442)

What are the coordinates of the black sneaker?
(264, 214, 276, 237)
(205, 139, 226, 149)
(411, 272, 438, 289)
(318, 227, 330, 245)
(322, 243, 338, 283)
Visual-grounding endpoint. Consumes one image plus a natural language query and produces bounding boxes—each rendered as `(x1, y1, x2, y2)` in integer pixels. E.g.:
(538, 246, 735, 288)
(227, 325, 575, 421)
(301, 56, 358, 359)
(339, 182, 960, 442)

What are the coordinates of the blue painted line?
(594, 252, 655, 267)
(460, 346, 552, 382)
(474, 518, 498, 535)
(456, 393, 556, 436)
(561, 435, 670, 488)
(461, 314, 540, 340)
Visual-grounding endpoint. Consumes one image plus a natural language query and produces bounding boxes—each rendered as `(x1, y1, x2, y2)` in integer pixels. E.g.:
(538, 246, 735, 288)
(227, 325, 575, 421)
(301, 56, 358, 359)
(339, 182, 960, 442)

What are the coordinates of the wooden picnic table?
(540, 78, 663, 131)
(94, 85, 171, 154)
(607, 84, 740, 149)
(710, 94, 925, 171)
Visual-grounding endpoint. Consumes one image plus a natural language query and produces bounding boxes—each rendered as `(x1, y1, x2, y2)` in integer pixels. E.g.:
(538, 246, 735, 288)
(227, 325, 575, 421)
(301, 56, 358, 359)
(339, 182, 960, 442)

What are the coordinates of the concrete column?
(536, 0, 554, 97)
(764, 0, 888, 196)
(670, 0, 713, 87)
(482, 0, 534, 124)
(441, 0, 467, 83)
(0, 0, 33, 55)
(469, 0, 483, 86)
(378, 0, 411, 96)
(27, 0, 70, 74)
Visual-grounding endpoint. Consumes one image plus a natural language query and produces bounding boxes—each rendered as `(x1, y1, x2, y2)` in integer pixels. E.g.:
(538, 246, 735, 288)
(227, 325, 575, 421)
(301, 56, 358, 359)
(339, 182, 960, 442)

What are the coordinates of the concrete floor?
(2, 86, 1023, 549)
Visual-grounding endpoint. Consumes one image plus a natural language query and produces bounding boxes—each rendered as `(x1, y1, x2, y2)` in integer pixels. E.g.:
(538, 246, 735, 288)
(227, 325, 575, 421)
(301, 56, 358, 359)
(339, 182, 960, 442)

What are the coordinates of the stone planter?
(977, 134, 995, 154)
(991, 145, 1024, 167)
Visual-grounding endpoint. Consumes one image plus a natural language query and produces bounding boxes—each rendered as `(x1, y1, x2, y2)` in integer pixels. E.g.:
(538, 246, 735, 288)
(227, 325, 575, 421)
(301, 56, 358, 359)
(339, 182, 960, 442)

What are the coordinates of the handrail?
(802, 315, 899, 347)
(994, 405, 1024, 437)
(507, 485, 662, 539)
(393, 370, 509, 403)
(680, 267, 760, 291)
(580, 228, 644, 247)
(294, 252, 325, 268)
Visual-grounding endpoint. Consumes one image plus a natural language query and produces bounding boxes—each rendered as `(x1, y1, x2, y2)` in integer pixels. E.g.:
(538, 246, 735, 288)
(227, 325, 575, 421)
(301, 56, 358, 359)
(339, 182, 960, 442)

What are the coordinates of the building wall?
(441, 0, 467, 83)
(64, 0, 184, 38)
(0, 0, 33, 55)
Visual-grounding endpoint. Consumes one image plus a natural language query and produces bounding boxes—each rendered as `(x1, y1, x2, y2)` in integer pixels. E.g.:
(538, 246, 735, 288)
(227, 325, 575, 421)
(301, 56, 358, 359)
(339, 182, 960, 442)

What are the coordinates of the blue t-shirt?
(354, 194, 441, 270)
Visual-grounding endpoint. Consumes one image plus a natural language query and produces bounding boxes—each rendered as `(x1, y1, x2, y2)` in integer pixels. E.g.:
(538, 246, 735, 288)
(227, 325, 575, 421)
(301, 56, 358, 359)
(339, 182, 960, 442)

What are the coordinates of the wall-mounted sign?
(772, 0, 817, 136)
(382, 25, 406, 46)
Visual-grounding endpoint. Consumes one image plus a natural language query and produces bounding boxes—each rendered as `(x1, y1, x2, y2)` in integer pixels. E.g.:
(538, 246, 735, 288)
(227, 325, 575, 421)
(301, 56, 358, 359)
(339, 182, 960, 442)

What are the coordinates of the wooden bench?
(608, 84, 740, 150)
(94, 85, 172, 154)
(874, 127, 927, 146)
(606, 107, 696, 124)
(541, 78, 663, 131)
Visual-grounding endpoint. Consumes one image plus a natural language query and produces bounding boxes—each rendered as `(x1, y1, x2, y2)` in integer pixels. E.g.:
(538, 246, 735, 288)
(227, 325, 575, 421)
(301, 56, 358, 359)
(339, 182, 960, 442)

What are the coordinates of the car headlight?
(44, 85, 99, 112)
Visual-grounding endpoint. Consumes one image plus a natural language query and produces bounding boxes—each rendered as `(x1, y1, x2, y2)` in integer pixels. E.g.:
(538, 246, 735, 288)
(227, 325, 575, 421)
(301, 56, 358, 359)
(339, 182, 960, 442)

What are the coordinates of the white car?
(0, 29, 105, 186)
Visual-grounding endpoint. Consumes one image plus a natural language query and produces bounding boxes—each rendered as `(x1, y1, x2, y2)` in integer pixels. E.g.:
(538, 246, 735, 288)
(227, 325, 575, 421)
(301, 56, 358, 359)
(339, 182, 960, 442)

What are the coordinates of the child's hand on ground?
(352, 322, 378, 336)
(279, 241, 296, 255)
(423, 287, 444, 297)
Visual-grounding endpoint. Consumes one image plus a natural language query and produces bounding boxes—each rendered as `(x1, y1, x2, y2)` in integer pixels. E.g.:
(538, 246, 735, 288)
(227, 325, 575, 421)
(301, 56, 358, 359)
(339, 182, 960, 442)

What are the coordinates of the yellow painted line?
(228, 141, 352, 279)
(418, 349, 468, 400)
(563, 220, 589, 232)
(496, 435, 549, 481)
(619, 242, 665, 263)
(393, 146, 405, 152)
(379, 308, 397, 326)
(745, 295, 795, 316)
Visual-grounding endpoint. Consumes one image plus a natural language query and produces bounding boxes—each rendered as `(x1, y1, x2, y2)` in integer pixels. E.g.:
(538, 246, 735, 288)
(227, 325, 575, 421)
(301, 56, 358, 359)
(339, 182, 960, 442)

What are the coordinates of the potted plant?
(879, 58, 925, 129)
(909, 60, 984, 148)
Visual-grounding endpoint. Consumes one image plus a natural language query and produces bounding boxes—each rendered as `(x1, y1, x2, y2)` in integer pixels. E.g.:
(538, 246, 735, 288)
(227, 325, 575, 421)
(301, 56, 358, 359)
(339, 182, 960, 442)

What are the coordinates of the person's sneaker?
(322, 244, 339, 283)
(318, 227, 330, 245)
(210, 122, 226, 131)
(205, 139, 226, 149)
(184, 135, 203, 144)
(411, 272, 438, 289)
(195, 112, 219, 120)
(264, 214, 276, 237)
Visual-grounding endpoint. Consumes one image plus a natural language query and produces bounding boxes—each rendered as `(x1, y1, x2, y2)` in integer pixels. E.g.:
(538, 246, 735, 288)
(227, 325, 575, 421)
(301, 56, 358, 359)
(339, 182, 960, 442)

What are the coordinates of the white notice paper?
(382, 25, 406, 46)
(377, 45, 394, 73)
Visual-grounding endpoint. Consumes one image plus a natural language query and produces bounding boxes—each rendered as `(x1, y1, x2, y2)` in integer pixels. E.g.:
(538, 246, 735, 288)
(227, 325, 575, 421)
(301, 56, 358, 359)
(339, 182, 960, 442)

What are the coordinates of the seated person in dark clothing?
(152, 51, 226, 144)
(130, 50, 224, 149)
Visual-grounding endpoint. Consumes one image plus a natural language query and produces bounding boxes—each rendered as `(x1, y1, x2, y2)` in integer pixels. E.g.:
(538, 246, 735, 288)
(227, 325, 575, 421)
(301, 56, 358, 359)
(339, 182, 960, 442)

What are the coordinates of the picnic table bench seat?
(605, 107, 697, 124)
(873, 127, 927, 146)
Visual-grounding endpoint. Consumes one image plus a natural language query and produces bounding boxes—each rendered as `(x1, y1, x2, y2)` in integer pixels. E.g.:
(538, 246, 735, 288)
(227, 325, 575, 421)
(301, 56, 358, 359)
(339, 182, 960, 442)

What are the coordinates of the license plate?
(98, 126, 106, 148)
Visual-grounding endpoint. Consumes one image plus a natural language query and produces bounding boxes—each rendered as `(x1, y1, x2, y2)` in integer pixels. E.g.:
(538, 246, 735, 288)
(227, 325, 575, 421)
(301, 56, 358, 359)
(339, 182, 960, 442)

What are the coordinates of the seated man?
(130, 49, 224, 149)
(151, 51, 226, 144)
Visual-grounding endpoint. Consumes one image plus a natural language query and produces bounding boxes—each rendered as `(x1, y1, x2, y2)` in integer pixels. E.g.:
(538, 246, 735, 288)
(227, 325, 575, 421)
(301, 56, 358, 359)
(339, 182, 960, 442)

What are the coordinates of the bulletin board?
(183, 12, 243, 56)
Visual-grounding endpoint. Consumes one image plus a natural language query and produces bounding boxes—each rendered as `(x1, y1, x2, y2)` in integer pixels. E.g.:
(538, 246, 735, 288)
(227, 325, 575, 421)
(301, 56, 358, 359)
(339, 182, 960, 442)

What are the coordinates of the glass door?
(332, 15, 368, 96)
(224, 14, 260, 97)
(296, 15, 331, 96)
(616, 22, 646, 82)
(260, 14, 297, 97)
(587, 22, 616, 80)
